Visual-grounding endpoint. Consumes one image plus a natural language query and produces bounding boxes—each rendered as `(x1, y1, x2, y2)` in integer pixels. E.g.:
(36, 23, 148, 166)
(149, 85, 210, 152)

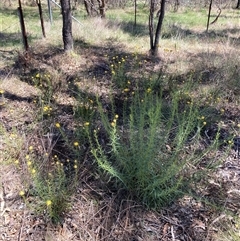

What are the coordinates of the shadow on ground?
(162, 24, 240, 46)
(106, 20, 149, 37)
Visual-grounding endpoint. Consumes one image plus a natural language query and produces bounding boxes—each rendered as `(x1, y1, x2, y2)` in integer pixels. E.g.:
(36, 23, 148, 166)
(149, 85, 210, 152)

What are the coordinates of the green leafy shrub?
(88, 89, 210, 208)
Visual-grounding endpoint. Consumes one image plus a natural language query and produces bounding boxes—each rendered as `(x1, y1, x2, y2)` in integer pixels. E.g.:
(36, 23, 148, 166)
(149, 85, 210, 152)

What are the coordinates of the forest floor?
(1, 4, 240, 241)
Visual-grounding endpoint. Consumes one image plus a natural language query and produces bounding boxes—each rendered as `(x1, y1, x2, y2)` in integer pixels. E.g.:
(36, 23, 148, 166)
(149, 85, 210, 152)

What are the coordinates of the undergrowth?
(87, 79, 220, 209)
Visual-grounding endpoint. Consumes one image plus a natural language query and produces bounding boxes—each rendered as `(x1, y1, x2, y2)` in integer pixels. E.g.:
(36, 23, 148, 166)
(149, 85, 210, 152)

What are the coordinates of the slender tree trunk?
(97, 0, 106, 18)
(149, 0, 155, 51)
(236, 0, 240, 9)
(206, 0, 213, 32)
(36, 0, 46, 38)
(174, 0, 179, 12)
(60, 0, 73, 51)
(149, 0, 166, 56)
(153, 0, 166, 55)
(134, 0, 137, 28)
(18, 0, 29, 51)
(84, 0, 92, 16)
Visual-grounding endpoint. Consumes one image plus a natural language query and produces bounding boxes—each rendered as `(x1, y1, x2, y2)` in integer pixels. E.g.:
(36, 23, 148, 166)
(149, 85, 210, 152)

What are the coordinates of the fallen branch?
(210, 7, 222, 25)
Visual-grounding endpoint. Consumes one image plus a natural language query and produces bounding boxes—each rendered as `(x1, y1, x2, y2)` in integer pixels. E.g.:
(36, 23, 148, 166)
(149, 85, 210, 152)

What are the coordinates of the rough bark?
(84, 0, 94, 16)
(97, 0, 106, 18)
(84, 0, 101, 17)
(60, 0, 73, 51)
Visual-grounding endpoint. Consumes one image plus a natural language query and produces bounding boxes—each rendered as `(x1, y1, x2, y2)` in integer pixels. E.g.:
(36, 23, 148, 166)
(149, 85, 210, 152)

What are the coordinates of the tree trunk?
(206, 0, 213, 32)
(60, 0, 73, 51)
(97, 0, 106, 18)
(134, 0, 137, 28)
(84, 0, 92, 16)
(149, 0, 155, 51)
(149, 0, 166, 56)
(84, 0, 100, 17)
(18, 0, 29, 51)
(236, 0, 240, 9)
(174, 0, 179, 12)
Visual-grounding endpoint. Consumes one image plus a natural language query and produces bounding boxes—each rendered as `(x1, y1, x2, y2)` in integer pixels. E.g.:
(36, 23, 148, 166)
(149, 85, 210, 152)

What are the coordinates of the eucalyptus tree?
(83, 0, 106, 17)
(60, 0, 73, 51)
(237, 0, 240, 9)
(149, 0, 166, 56)
(97, 0, 106, 18)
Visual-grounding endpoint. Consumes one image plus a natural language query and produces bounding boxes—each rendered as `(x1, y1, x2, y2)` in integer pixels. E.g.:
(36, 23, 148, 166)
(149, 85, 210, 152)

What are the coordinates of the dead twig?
(18, 210, 26, 241)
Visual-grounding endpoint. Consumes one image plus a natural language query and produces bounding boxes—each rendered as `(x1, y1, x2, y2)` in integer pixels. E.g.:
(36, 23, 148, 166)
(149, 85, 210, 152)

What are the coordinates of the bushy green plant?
(88, 87, 213, 208)
(19, 150, 76, 223)
(30, 161, 71, 223)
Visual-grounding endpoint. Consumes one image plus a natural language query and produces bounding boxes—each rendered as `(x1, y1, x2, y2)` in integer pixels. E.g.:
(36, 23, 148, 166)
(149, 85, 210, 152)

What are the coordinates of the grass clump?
(29, 159, 72, 223)
(19, 149, 78, 223)
(211, 214, 240, 241)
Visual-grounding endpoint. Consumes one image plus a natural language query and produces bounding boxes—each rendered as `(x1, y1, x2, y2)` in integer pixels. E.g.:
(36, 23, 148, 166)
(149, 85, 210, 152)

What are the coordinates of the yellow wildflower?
(19, 191, 25, 196)
(73, 141, 79, 147)
(46, 200, 52, 206)
(55, 123, 60, 128)
(43, 106, 49, 112)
